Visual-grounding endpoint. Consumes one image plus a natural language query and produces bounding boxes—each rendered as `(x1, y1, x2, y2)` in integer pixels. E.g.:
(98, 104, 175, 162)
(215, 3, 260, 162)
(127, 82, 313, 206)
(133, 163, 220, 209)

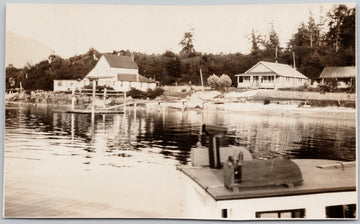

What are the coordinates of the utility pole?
(293, 52, 296, 69)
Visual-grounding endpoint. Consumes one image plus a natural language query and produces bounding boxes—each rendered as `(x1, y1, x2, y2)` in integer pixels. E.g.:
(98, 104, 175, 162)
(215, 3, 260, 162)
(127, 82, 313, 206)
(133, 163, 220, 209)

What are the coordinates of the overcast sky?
(6, 3, 354, 58)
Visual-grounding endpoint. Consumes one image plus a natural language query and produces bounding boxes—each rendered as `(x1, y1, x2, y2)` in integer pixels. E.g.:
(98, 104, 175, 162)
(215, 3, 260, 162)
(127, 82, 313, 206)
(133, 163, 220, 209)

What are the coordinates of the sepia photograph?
(3, 2, 357, 220)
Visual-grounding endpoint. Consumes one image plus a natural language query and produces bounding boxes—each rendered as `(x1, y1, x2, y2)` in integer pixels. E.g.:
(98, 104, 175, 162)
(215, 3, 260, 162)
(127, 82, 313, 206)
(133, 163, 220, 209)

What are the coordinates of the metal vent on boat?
(224, 158, 303, 190)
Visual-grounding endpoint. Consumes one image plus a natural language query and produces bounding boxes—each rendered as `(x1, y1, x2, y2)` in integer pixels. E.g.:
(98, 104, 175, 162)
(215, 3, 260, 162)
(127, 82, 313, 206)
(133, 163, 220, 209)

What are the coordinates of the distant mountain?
(5, 30, 54, 68)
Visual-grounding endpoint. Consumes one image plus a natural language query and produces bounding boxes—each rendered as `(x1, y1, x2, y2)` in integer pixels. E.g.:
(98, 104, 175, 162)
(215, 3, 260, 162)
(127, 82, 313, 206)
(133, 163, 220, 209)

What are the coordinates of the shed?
(319, 66, 356, 88)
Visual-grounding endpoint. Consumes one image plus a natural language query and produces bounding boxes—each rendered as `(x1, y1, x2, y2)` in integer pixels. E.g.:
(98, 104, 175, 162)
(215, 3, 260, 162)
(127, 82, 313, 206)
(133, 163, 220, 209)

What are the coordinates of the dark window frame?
(256, 208, 305, 218)
(326, 204, 356, 218)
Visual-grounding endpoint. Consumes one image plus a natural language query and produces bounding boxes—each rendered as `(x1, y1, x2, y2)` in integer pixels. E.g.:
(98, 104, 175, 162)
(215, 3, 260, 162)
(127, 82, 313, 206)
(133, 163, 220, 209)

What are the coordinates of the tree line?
(6, 5, 355, 91)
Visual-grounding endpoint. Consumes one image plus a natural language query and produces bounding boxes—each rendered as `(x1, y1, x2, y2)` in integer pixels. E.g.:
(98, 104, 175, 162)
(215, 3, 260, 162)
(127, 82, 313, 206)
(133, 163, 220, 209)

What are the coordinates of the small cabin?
(319, 66, 356, 88)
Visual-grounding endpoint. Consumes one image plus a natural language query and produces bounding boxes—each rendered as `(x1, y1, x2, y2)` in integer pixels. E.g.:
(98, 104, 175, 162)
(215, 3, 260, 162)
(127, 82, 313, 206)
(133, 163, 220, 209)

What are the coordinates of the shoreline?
(211, 103, 356, 120)
(6, 99, 356, 120)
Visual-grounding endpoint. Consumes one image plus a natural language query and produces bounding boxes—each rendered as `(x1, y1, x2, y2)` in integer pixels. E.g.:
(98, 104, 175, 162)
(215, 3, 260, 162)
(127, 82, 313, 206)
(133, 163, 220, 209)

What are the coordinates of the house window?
(261, 76, 274, 83)
(238, 77, 244, 83)
(256, 209, 305, 218)
(326, 204, 356, 218)
(262, 76, 268, 83)
(58, 81, 62, 86)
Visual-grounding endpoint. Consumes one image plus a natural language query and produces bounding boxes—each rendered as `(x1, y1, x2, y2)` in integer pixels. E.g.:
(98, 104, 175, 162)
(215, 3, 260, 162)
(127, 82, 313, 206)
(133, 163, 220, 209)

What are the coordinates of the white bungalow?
(82, 53, 157, 92)
(235, 61, 309, 89)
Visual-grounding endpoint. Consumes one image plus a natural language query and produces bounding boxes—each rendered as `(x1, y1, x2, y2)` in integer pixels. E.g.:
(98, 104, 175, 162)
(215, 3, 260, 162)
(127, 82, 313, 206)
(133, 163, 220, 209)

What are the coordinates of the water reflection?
(5, 105, 356, 167)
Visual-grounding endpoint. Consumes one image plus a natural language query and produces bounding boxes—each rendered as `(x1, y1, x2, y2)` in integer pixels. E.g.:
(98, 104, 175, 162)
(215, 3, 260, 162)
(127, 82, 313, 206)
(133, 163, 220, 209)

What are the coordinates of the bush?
(318, 79, 338, 93)
(128, 88, 147, 99)
(127, 87, 164, 99)
(207, 74, 220, 89)
(218, 74, 232, 87)
(147, 87, 164, 99)
(218, 74, 232, 91)
(207, 74, 232, 91)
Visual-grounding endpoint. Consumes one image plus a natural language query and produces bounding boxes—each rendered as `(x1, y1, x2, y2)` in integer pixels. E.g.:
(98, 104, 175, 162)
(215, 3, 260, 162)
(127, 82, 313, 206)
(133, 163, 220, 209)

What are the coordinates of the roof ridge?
(252, 61, 307, 79)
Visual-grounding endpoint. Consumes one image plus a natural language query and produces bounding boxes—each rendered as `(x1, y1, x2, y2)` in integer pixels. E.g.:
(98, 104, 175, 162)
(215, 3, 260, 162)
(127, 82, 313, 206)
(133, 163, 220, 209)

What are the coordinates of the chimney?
(131, 53, 134, 61)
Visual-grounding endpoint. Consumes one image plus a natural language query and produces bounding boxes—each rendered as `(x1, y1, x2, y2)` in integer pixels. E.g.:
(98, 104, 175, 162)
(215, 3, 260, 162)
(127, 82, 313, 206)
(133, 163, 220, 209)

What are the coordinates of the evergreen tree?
(179, 30, 196, 57)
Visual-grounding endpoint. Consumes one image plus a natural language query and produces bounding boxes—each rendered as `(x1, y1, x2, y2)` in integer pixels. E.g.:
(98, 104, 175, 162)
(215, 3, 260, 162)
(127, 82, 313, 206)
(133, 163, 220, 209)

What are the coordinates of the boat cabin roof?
(179, 159, 356, 201)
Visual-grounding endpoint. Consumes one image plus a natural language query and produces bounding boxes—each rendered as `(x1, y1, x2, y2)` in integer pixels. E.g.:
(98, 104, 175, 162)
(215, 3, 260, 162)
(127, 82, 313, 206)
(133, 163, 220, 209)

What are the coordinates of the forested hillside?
(6, 5, 355, 91)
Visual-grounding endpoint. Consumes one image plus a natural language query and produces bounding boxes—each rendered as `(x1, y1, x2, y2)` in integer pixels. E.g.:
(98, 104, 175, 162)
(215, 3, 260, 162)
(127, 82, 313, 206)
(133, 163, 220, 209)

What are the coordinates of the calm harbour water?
(4, 105, 356, 217)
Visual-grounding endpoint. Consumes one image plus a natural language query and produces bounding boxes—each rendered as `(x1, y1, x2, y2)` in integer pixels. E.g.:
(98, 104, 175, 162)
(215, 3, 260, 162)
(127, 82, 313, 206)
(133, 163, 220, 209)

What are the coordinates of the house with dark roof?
(235, 61, 309, 89)
(53, 53, 157, 92)
(319, 66, 356, 88)
(83, 53, 157, 91)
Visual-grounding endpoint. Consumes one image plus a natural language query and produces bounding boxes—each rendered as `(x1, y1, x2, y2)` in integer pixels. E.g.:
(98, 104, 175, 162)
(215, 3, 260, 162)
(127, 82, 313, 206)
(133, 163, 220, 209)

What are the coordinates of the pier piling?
(92, 80, 96, 114)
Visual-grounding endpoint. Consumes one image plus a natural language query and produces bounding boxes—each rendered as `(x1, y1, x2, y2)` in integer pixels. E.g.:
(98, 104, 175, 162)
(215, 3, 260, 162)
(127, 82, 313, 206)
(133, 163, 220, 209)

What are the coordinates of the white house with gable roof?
(235, 61, 309, 89)
(54, 53, 157, 92)
(83, 53, 157, 92)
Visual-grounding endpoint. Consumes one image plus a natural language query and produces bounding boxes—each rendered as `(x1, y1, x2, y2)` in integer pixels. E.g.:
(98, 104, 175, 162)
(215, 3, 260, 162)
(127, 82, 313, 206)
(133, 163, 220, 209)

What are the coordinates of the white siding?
(148, 83, 157, 90)
(275, 76, 307, 89)
(182, 173, 357, 220)
(87, 56, 113, 78)
(130, 82, 141, 89)
(98, 77, 117, 86)
(84, 55, 153, 92)
(110, 67, 138, 75)
(53, 80, 83, 92)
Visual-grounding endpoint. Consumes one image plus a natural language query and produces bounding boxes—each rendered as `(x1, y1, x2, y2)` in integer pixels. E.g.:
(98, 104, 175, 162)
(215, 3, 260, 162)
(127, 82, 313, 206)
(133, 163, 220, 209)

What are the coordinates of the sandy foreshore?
(143, 100, 356, 120)
(6, 98, 356, 120)
(211, 102, 356, 117)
